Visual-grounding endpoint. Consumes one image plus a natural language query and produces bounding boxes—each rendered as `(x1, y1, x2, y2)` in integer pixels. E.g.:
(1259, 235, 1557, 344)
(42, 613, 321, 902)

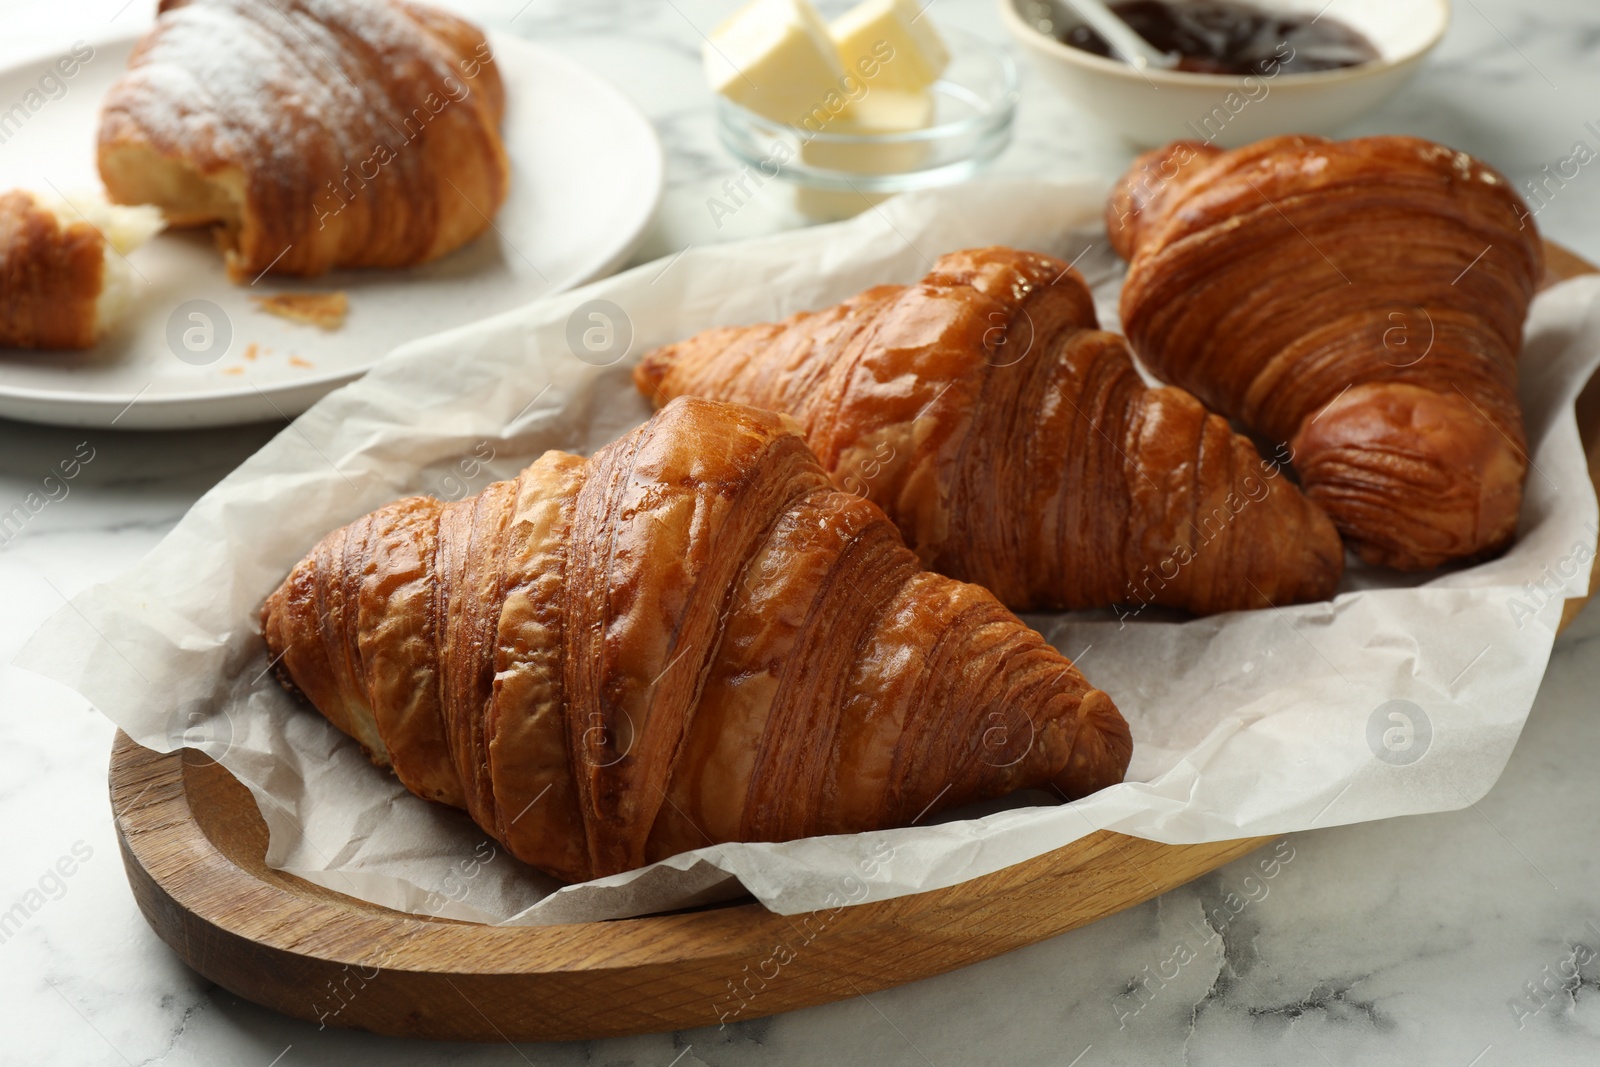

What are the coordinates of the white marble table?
(3, 1, 1600, 1063)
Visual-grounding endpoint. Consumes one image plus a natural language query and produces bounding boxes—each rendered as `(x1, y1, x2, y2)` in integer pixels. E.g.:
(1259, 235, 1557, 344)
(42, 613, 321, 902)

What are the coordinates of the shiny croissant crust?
(636, 247, 1343, 615)
(98, 0, 509, 281)
(1109, 135, 1543, 570)
(261, 397, 1132, 883)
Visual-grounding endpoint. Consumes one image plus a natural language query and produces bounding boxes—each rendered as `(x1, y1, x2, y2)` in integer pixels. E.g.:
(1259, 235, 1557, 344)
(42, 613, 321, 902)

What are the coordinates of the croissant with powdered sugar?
(98, 0, 509, 281)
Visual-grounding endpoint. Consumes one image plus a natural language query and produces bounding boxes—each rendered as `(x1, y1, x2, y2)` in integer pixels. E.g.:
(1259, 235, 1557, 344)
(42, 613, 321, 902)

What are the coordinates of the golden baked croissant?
(98, 0, 509, 282)
(1109, 135, 1543, 570)
(260, 397, 1131, 883)
(0, 190, 162, 349)
(636, 247, 1343, 616)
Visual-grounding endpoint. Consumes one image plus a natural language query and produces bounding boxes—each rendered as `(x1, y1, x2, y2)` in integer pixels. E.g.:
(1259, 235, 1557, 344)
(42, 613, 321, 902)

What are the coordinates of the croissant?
(260, 397, 1131, 883)
(98, 0, 509, 282)
(636, 247, 1343, 616)
(1109, 135, 1543, 570)
(0, 190, 162, 349)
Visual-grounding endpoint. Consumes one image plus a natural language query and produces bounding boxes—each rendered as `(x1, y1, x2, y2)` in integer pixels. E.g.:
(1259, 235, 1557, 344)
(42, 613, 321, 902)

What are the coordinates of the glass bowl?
(714, 28, 1019, 219)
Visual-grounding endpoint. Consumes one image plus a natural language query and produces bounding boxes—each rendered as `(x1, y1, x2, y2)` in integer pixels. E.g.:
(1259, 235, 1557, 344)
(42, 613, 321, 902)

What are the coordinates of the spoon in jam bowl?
(1055, 0, 1181, 71)
(998, 0, 1450, 147)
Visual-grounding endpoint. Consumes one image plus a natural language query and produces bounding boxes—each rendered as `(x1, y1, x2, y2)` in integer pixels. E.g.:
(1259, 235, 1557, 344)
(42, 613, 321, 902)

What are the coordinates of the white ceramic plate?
(0, 31, 662, 429)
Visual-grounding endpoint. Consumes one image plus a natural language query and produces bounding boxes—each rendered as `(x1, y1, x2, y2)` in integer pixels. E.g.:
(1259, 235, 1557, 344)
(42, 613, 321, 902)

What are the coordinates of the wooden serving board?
(109, 242, 1600, 1042)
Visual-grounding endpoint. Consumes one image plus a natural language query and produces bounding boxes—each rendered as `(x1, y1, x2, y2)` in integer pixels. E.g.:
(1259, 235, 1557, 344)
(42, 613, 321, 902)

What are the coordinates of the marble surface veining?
(3, 0, 1600, 1064)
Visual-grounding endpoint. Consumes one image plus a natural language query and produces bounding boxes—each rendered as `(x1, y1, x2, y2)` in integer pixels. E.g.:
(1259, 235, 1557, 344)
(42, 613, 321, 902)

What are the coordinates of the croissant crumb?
(252, 292, 349, 330)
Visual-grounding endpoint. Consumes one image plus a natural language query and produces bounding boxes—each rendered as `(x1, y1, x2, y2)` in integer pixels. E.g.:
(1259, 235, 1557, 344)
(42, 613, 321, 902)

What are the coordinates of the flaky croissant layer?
(261, 397, 1131, 883)
(1110, 135, 1543, 570)
(637, 246, 1343, 615)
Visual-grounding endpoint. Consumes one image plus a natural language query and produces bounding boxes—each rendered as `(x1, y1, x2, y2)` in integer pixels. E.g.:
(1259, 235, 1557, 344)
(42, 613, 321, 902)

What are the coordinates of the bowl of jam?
(997, 0, 1449, 147)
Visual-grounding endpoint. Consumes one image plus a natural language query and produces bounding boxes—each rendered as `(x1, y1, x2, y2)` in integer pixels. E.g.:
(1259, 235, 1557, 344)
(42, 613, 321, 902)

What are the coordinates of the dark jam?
(1059, 0, 1380, 76)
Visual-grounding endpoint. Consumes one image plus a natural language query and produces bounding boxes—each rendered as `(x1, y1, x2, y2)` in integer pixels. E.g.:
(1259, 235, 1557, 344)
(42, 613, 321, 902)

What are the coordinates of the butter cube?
(830, 0, 949, 92)
(704, 0, 844, 125)
(801, 89, 934, 173)
(841, 87, 936, 131)
(796, 87, 934, 221)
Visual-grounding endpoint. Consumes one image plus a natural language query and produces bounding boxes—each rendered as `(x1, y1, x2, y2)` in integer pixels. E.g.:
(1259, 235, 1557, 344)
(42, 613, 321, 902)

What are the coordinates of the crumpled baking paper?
(16, 179, 1600, 924)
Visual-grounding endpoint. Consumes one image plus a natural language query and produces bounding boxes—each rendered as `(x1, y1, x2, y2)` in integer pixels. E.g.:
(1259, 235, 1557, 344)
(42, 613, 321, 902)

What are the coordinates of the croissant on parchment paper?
(260, 397, 1132, 884)
(636, 247, 1343, 616)
(98, 0, 509, 281)
(1109, 135, 1543, 570)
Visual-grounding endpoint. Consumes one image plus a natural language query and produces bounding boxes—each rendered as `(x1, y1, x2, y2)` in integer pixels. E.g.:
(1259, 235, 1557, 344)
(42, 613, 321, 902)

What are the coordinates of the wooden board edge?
(110, 730, 1270, 1040)
(1550, 238, 1600, 632)
(1541, 239, 1598, 290)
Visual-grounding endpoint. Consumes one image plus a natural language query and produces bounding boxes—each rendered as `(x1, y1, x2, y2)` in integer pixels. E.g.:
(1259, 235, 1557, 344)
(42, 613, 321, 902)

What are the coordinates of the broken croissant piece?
(1109, 135, 1543, 570)
(98, 0, 510, 282)
(0, 190, 163, 350)
(261, 397, 1132, 883)
(637, 246, 1344, 616)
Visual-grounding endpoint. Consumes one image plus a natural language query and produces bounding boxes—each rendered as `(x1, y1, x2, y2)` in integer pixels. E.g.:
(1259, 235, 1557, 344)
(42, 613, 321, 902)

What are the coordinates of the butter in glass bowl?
(705, 0, 1018, 220)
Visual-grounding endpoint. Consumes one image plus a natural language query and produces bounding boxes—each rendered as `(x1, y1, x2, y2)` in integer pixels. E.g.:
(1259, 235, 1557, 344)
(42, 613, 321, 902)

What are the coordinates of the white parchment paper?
(16, 179, 1600, 924)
